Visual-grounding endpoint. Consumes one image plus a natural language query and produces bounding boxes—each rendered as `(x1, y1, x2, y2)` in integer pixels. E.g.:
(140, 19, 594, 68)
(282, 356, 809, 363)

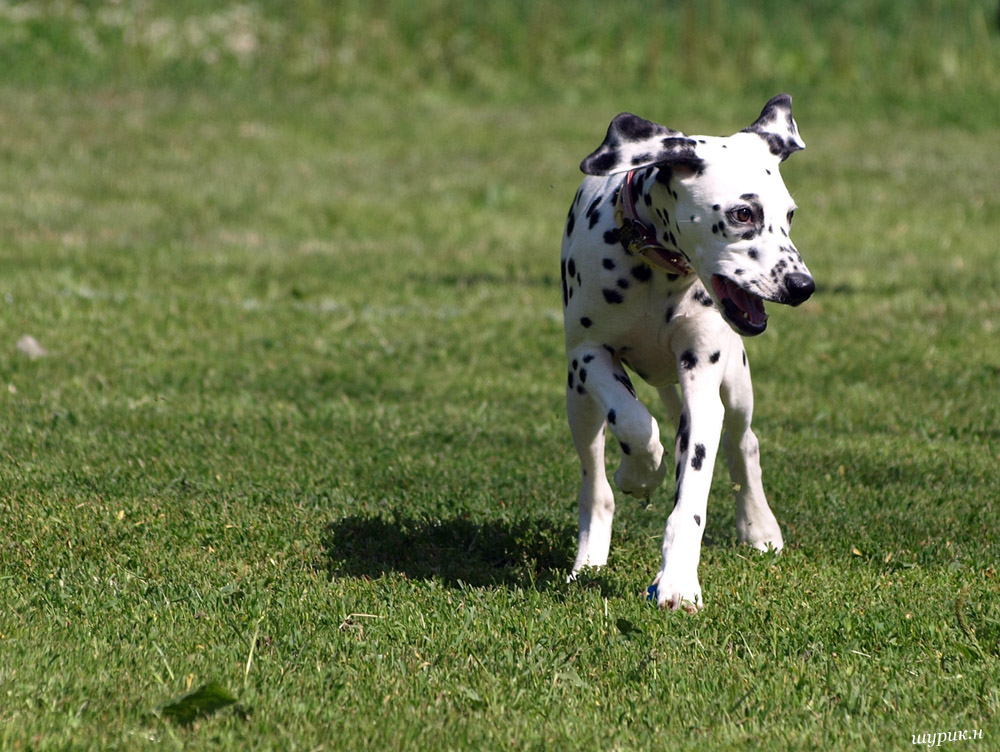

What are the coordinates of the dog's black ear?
(741, 94, 805, 161)
(581, 113, 701, 175)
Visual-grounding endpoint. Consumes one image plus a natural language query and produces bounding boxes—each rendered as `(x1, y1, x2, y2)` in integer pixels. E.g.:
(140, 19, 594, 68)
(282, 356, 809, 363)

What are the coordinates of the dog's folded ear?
(741, 94, 805, 161)
(580, 113, 702, 176)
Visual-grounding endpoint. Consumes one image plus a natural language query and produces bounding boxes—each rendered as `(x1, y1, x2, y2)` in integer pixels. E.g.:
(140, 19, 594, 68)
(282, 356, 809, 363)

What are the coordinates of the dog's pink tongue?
(713, 276, 767, 326)
(730, 284, 767, 325)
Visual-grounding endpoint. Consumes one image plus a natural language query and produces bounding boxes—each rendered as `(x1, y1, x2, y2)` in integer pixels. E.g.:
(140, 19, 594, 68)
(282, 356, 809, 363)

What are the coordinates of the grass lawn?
(1, 1, 999, 749)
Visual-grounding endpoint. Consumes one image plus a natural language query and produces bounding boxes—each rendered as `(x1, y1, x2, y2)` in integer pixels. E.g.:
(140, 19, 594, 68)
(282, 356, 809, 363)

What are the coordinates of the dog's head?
(581, 95, 814, 336)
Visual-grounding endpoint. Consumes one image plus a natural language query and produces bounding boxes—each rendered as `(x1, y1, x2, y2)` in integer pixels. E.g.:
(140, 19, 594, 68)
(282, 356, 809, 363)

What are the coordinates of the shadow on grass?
(322, 514, 574, 590)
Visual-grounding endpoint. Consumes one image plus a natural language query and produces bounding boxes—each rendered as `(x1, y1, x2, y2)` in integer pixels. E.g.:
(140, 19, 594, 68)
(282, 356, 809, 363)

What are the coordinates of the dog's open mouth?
(711, 275, 769, 336)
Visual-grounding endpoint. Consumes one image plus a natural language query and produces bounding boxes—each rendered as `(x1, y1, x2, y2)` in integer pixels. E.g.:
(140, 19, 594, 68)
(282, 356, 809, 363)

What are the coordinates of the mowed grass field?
(1, 1, 999, 749)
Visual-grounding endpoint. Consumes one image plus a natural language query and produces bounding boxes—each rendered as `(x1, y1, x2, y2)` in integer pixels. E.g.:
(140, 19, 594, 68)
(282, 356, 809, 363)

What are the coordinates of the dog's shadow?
(322, 514, 575, 590)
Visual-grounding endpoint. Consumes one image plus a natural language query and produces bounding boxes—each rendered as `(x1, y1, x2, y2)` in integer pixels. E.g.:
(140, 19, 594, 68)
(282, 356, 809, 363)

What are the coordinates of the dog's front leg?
(566, 346, 667, 578)
(651, 360, 725, 611)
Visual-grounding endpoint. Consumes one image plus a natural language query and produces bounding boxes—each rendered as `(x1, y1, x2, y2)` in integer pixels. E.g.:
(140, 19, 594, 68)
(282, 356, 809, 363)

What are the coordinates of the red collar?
(615, 169, 691, 276)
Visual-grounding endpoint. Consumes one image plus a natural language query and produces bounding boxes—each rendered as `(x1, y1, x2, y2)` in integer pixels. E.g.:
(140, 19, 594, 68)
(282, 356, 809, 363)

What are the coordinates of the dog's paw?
(737, 514, 784, 553)
(566, 551, 608, 583)
(614, 451, 667, 498)
(647, 569, 703, 613)
(567, 564, 602, 584)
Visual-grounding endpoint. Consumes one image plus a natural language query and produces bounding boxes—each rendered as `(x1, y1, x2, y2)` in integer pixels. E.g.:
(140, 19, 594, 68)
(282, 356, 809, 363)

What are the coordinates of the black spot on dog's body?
(583, 354, 595, 363)
(616, 277, 630, 290)
(607, 409, 617, 425)
(585, 196, 603, 229)
(631, 263, 652, 282)
(580, 316, 593, 328)
(603, 228, 621, 246)
(565, 209, 576, 238)
(560, 259, 568, 307)
(676, 411, 690, 455)
(603, 288, 624, 304)
(567, 259, 576, 278)
(578, 368, 587, 383)
(567, 371, 574, 389)
(620, 441, 631, 455)
(693, 289, 714, 307)
(693, 514, 701, 526)
(602, 257, 616, 269)
(614, 371, 636, 398)
(709, 351, 721, 364)
(691, 444, 706, 470)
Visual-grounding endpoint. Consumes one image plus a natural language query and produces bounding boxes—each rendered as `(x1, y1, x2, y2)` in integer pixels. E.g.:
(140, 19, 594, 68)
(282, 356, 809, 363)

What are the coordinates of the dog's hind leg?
(657, 383, 684, 434)
(720, 348, 784, 552)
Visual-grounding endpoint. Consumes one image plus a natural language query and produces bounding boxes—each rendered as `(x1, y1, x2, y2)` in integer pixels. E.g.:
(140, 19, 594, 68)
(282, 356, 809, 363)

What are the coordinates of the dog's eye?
(733, 207, 753, 223)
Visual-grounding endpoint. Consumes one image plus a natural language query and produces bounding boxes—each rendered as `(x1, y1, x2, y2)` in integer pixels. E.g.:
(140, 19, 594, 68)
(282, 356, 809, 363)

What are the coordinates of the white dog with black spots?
(561, 95, 814, 611)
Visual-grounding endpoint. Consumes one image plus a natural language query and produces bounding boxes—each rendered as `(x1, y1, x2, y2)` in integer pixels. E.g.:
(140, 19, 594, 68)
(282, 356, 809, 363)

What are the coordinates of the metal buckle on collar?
(615, 170, 691, 276)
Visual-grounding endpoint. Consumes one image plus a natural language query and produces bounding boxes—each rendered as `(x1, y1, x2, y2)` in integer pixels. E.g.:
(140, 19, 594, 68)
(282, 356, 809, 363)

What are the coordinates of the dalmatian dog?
(561, 94, 814, 611)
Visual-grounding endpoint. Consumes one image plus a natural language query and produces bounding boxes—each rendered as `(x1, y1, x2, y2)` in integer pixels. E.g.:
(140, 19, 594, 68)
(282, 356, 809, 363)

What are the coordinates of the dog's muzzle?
(711, 272, 814, 336)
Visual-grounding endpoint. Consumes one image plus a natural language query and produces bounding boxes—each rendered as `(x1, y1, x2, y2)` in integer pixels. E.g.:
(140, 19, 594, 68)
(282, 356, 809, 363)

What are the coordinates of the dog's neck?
(615, 167, 692, 278)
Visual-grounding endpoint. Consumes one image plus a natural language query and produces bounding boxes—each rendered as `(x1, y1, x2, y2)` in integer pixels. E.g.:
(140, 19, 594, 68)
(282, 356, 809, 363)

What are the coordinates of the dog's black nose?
(783, 273, 815, 306)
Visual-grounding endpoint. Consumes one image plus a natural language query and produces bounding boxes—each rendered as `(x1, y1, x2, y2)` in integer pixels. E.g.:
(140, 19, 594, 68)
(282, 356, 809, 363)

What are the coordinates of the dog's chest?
(613, 276, 723, 386)
(568, 250, 721, 386)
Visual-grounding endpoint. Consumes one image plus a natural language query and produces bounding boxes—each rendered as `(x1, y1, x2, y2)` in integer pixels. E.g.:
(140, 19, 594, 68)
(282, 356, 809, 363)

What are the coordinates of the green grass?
(1, 1, 999, 749)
